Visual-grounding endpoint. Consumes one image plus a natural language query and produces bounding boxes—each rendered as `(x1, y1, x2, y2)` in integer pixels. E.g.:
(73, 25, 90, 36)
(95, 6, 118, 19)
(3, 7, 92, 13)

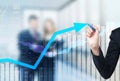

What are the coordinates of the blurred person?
(43, 19, 63, 55)
(41, 19, 63, 81)
(18, 15, 44, 81)
(87, 25, 120, 79)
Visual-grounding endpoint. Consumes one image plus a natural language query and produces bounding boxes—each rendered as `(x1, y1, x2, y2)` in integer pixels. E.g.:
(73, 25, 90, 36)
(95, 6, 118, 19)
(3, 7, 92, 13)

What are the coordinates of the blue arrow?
(0, 23, 88, 69)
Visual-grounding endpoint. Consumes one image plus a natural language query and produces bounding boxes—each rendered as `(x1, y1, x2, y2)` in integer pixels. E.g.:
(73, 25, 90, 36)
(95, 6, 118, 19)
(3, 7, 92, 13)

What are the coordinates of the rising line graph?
(0, 23, 88, 69)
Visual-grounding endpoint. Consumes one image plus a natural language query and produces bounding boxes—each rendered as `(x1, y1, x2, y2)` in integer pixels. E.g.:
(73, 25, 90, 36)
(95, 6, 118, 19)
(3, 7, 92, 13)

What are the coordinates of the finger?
(88, 26, 95, 33)
(87, 28, 94, 36)
(87, 28, 93, 34)
(87, 33, 91, 37)
(92, 24, 99, 35)
(87, 31, 93, 37)
(92, 24, 98, 30)
(87, 32, 93, 38)
(87, 31, 92, 36)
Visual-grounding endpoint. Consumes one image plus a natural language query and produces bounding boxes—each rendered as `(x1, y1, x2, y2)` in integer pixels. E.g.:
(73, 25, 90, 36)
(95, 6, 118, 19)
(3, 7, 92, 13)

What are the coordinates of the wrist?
(91, 47, 99, 56)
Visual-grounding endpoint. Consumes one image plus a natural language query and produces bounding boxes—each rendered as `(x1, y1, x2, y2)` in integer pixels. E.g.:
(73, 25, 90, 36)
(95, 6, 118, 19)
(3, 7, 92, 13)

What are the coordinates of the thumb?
(92, 24, 99, 30)
(92, 24, 99, 34)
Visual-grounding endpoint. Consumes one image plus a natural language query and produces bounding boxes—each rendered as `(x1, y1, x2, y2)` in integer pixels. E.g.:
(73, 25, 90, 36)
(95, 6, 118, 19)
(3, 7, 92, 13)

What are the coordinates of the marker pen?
(87, 24, 96, 31)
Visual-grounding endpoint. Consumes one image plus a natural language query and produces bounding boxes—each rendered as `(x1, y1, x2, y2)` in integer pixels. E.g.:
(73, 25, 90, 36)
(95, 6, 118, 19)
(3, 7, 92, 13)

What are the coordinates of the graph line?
(0, 23, 87, 69)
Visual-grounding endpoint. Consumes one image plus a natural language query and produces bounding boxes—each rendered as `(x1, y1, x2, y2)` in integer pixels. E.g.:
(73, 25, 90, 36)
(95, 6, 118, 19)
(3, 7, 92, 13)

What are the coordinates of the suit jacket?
(92, 27, 120, 79)
(18, 30, 43, 65)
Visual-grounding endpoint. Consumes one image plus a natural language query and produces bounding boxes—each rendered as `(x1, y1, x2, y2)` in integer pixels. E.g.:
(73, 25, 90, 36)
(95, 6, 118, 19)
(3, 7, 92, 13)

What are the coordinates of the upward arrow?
(33, 22, 88, 69)
(74, 23, 87, 32)
(0, 23, 88, 69)
(54, 23, 87, 34)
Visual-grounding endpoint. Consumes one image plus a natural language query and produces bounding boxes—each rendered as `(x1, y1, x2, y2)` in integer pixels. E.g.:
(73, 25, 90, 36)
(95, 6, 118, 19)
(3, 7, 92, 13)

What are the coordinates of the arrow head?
(73, 23, 87, 32)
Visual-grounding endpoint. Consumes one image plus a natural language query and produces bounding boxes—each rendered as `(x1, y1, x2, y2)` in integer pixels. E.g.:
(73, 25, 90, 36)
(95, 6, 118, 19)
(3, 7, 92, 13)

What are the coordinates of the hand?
(87, 24, 99, 56)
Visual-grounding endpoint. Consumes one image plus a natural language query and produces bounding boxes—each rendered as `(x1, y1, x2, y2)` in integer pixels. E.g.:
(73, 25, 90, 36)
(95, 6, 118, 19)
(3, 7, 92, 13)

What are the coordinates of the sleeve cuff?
(91, 47, 103, 57)
(91, 47, 105, 68)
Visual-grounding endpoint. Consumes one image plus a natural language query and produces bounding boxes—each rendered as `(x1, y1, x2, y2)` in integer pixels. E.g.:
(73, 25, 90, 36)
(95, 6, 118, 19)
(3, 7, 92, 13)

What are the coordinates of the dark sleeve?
(92, 30, 120, 79)
(18, 32, 30, 55)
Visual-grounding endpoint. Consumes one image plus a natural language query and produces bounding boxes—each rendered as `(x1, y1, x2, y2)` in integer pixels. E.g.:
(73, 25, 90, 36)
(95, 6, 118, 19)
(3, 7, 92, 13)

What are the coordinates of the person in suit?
(18, 15, 43, 64)
(87, 25, 120, 79)
(18, 15, 44, 81)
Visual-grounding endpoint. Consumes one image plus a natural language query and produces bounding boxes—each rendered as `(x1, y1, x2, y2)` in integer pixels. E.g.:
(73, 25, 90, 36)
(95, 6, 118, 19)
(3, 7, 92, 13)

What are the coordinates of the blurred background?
(0, 0, 120, 81)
